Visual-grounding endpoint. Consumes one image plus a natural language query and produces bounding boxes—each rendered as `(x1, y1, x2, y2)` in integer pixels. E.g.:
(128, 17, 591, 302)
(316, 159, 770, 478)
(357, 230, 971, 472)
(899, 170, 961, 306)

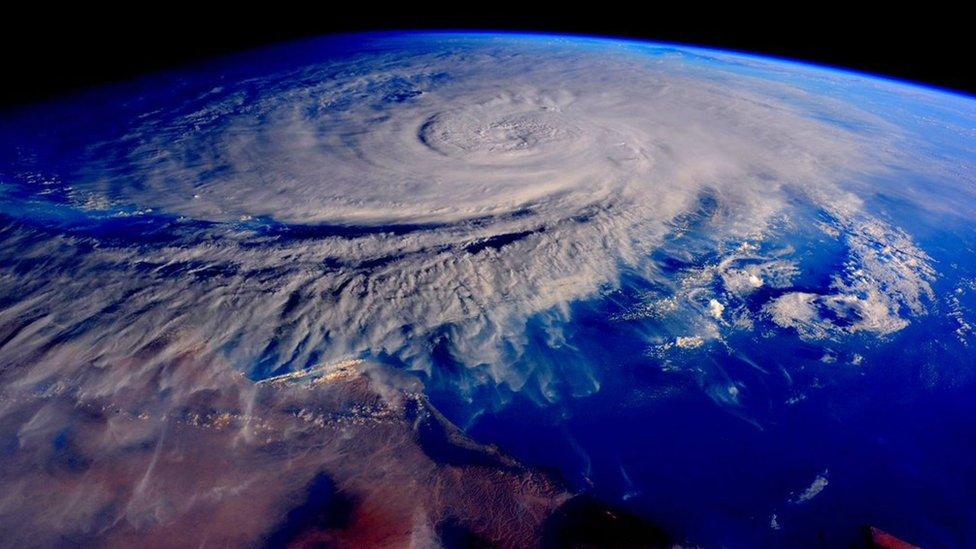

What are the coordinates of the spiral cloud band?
(2, 33, 975, 545)
(0, 35, 952, 401)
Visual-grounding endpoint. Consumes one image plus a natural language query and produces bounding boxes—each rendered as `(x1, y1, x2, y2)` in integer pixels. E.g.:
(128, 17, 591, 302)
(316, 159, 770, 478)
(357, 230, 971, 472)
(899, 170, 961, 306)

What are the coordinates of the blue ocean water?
(1, 32, 975, 546)
(418, 187, 976, 546)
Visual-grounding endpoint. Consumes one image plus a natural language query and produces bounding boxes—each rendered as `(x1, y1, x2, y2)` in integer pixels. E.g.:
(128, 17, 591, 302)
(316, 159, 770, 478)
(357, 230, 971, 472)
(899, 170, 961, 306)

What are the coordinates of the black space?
(1, 10, 971, 108)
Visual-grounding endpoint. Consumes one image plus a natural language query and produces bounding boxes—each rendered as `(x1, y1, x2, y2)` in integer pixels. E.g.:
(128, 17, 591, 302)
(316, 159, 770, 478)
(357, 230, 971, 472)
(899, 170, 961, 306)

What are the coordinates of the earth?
(1, 32, 975, 547)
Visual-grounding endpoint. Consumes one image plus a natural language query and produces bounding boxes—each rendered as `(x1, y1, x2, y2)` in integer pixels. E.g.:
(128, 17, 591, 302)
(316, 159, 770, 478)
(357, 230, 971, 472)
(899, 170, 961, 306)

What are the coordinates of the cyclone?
(2, 35, 915, 392)
(1, 32, 975, 547)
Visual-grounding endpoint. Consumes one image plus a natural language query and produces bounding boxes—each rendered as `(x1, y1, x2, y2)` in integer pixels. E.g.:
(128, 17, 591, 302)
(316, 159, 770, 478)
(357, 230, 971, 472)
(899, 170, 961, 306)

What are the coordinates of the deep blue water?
(420, 191, 976, 546)
(2, 31, 975, 546)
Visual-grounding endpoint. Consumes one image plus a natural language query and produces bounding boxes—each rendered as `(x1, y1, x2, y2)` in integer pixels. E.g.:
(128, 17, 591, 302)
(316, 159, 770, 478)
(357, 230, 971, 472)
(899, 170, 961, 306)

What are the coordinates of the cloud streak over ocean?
(0, 33, 973, 545)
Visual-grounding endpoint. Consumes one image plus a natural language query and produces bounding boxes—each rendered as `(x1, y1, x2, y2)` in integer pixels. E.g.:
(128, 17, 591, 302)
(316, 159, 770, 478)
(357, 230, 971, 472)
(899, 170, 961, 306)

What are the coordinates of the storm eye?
(418, 109, 578, 159)
(0, 31, 967, 549)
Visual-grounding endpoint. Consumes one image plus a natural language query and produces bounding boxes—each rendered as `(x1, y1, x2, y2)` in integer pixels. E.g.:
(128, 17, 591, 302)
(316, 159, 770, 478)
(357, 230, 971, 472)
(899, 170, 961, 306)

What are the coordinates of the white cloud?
(764, 218, 933, 340)
(790, 470, 829, 504)
(0, 33, 967, 544)
(0, 35, 940, 405)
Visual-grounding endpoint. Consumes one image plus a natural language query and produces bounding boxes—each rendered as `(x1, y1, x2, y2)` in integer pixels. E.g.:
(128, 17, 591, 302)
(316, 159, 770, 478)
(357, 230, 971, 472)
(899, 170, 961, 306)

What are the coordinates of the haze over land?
(0, 33, 974, 546)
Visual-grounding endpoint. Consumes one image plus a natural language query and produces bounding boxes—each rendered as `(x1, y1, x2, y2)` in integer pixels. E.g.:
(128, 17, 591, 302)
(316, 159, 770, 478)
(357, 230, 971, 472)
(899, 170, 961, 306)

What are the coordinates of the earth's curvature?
(1, 32, 975, 547)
